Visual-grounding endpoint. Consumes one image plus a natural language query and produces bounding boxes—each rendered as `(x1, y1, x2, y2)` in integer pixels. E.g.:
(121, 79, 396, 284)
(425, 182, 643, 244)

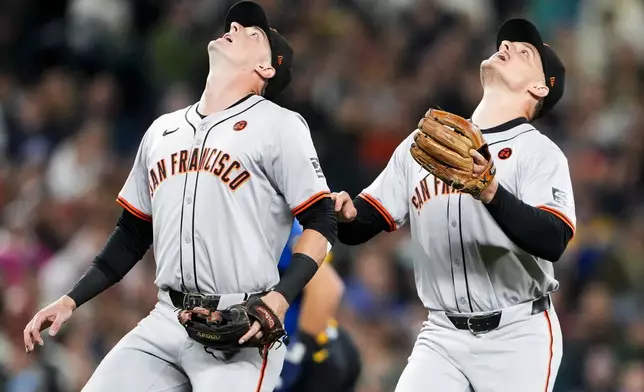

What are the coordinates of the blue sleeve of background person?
(278, 219, 304, 338)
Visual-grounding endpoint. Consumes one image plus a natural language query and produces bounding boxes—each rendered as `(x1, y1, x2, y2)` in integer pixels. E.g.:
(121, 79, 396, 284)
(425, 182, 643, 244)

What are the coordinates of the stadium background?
(1, 0, 643, 391)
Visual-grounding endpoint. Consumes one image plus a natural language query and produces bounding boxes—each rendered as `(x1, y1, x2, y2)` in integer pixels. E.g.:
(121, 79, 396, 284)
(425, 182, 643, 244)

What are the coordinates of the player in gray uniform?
(23, 2, 337, 392)
(333, 19, 574, 392)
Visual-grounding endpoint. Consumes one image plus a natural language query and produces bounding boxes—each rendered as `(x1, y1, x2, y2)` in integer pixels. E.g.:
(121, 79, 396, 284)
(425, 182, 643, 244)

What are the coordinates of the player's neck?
(199, 68, 257, 115)
(471, 89, 530, 130)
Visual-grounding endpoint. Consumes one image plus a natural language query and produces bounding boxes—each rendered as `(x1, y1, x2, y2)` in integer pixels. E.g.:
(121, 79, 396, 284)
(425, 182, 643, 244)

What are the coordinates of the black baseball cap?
(224, 0, 293, 99)
(496, 18, 565, 119)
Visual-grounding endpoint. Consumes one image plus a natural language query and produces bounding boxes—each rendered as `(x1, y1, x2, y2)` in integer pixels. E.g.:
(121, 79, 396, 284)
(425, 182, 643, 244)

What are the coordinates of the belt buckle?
(466, 314, 488, 335)
(202, 294, 222, 309)
(183, 293, 204, 309)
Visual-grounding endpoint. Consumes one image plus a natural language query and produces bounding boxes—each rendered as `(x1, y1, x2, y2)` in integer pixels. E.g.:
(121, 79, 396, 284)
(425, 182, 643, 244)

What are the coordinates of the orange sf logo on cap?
(277, 55, 283, 66)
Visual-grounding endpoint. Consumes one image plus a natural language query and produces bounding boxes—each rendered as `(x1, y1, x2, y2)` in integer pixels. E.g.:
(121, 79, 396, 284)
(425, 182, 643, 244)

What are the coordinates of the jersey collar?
(186, 94, 266, 129)
(478, 120, 536, 145)
(195, 94, 255, 119)
(478, 117, 529, 134)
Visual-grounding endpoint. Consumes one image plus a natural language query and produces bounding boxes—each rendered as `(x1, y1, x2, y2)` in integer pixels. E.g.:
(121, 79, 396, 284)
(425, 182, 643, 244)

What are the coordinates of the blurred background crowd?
(0, 0, 643, 391)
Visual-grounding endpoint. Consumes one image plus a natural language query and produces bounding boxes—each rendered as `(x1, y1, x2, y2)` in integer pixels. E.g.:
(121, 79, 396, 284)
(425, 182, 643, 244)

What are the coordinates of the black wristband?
(273, 253, 319, 304)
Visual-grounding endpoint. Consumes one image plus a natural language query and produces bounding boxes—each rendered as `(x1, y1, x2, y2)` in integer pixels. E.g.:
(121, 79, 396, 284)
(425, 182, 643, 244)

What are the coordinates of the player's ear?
(255, 63, 276, 80)
(528, 83, 549, 99)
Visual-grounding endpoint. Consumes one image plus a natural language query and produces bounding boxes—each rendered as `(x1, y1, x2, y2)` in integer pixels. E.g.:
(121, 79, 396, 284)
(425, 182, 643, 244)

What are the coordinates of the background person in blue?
(275, 219, 361, 392)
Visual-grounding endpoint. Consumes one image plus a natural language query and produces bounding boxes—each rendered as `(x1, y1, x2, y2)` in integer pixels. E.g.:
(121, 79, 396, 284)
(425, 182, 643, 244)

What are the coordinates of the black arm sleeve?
(295, 197, 337, 246)
(484, 184, 574, 262)
(66, 209, 153, 308)
(337, 197, 389, 245)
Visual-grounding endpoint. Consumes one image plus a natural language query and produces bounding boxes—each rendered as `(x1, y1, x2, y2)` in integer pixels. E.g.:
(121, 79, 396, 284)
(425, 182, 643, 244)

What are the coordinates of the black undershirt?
(337, 188, 573, 262)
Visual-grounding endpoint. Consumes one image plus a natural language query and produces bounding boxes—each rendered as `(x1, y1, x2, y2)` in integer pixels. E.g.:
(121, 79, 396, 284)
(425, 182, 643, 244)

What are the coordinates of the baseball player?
(23, 2, 337, 392)
(333, 19, 574, 392)
(275, 219, 361, 392)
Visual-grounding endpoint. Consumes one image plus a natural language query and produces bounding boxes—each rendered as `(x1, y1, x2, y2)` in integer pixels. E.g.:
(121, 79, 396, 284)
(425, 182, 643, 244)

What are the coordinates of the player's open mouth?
(495, 52, 508, 62)
(223, 34, 233, 43)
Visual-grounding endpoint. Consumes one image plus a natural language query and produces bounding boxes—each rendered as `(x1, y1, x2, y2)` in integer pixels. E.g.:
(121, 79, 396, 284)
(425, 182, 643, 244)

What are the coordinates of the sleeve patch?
(551, 187, 572, 208)
(310, 157, 325, 179)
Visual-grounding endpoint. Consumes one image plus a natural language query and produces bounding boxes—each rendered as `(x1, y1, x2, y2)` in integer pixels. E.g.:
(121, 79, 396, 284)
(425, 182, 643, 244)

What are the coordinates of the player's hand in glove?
(24, 295, 76, 352)
(410, 109, 497, 201)
(469, 148, 499, 203)
(239, 290, 288, 345)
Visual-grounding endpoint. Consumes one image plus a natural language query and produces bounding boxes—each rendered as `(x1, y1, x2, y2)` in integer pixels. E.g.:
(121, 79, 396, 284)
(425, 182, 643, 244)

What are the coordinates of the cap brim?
(224, 1, 272, 42)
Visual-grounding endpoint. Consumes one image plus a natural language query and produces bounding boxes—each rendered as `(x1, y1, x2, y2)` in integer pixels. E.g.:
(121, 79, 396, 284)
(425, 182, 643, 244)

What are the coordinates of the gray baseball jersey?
(117, 95, 330, 295)
(360, 120, 576, 313)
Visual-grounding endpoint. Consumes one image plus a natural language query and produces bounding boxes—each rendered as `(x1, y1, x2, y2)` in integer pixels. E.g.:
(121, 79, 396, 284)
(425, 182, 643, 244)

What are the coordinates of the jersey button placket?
(448, 196, 468, 311)
(182, 184, 196, 290)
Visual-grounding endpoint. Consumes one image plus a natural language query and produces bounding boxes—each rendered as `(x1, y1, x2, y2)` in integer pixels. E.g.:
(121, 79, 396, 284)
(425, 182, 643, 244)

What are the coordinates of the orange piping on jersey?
(116, 197, 152, 222)
(544, 311, 554, 392)
(358, 193, 396, 232)
(254, 346, 269, 392)
(292, 191, 331, 216)
(537, 205, 575, 235)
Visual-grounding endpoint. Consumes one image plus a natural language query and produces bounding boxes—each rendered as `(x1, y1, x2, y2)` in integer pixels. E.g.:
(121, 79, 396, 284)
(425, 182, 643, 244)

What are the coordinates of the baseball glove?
(410, 109, 496, 198)
(177, 296, 286, 353)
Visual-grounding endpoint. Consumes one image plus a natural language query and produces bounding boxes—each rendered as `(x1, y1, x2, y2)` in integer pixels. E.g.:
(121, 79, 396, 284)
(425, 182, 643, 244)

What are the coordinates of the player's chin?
(207, 39, 221, 53)
(481, 57, 504, 70)
(207, 42, 235, 63)
(481, 59, 507, 79)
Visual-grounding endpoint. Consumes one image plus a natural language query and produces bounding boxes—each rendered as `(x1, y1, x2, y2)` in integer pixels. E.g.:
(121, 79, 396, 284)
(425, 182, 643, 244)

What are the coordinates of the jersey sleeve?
(265, 112, 330, 215)
(359, 134, 411, 231)
(518, 148, 576, 233)
(117, 133, 152, 222)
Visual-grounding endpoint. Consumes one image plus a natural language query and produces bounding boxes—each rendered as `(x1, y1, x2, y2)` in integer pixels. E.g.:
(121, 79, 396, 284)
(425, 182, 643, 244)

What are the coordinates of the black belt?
(447, 295, 551, 334)
(168, 289, 249, 310)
